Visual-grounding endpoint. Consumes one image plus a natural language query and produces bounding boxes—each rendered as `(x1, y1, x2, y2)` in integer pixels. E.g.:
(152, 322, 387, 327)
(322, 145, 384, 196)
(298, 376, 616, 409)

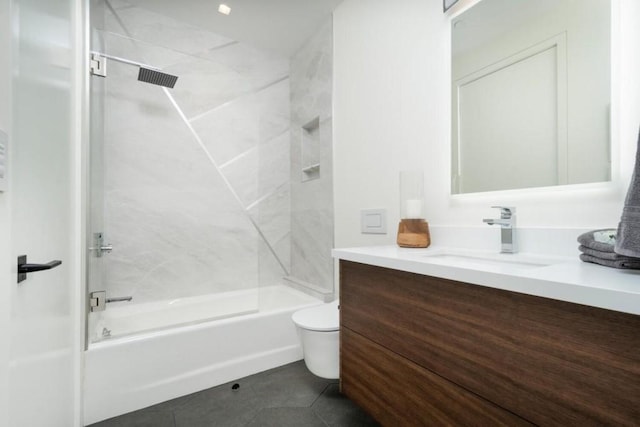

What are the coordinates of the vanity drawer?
(340, 260, 640, 426)
(341, 327, 533, 427)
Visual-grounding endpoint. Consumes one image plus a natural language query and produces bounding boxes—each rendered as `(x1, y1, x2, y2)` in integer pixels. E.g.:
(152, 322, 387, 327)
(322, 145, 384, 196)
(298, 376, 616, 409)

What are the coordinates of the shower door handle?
(17, 255, 62, 283)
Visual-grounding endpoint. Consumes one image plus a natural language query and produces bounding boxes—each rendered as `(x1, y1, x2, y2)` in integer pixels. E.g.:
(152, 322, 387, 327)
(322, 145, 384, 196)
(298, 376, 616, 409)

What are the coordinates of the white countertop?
(332, 245, 640, 316)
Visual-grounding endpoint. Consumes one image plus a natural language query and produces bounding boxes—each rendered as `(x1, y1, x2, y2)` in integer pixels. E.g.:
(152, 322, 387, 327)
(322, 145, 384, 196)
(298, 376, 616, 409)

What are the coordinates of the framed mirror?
(451, 0, 611, 194)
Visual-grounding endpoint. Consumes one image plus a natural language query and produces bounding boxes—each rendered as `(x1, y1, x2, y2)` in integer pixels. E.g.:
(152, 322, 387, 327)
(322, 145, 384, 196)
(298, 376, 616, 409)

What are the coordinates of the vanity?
(334, 246, 640, 426)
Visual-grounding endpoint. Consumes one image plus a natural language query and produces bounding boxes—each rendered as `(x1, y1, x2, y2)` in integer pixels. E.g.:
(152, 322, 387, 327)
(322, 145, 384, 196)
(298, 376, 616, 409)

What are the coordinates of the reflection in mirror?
(451, 0, 611, 194)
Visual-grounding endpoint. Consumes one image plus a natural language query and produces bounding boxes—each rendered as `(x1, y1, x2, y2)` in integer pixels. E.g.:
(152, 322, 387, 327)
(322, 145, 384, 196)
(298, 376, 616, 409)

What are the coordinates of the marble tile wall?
(289, 20, 335, 296)
(92, 0, 291, 305)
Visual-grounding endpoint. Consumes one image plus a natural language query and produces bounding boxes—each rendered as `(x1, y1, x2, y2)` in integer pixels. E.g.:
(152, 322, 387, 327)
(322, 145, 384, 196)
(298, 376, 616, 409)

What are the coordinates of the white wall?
(333, 0, 640, 249)
(0, 0, 11, 424)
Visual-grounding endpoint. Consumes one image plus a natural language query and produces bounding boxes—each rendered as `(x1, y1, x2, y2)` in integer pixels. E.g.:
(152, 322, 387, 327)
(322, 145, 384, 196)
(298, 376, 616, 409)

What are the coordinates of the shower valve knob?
(92, 233, 113, 257)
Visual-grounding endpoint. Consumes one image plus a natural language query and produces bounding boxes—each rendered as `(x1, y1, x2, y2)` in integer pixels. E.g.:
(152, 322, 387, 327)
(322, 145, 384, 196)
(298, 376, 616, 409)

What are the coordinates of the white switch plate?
(361, 209, 387, 234)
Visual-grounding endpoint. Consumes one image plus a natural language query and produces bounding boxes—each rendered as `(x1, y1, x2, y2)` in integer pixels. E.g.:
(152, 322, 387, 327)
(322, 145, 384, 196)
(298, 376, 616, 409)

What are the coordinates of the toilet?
(292, 300, 340, 379)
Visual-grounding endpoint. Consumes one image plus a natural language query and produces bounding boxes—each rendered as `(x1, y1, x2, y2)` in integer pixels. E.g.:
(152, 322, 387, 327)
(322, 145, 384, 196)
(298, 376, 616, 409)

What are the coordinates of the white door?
(0, 0, 83, 426)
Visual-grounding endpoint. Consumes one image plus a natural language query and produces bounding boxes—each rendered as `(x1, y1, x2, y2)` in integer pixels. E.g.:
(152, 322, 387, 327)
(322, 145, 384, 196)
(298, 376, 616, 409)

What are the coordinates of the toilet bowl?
(291, 300, 340, 379)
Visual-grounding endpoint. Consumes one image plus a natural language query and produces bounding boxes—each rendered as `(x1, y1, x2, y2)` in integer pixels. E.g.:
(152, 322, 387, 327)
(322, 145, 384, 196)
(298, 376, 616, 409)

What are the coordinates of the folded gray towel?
(615, 127, 640, 258)
(577, 229, 617, 252)
(579, 245, 640, 262)
(579, 245, 619, 260)
(579, 253, 640, 269)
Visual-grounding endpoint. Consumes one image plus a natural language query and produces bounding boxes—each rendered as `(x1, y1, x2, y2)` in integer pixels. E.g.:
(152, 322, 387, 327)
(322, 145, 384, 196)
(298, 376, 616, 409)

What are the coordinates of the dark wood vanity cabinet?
(339, 260, 640, 426)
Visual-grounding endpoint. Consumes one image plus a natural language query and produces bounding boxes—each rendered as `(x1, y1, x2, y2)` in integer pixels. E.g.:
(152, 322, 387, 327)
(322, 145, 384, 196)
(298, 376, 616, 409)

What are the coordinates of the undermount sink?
(422, 250, 559, 271)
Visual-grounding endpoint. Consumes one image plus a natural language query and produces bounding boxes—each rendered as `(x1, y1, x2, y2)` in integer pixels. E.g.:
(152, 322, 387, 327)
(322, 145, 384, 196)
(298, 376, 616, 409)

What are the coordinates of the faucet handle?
(490, 206, 516, 218)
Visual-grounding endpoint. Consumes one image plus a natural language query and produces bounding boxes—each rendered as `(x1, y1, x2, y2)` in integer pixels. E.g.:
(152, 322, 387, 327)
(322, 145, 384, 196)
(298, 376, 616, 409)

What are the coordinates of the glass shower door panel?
(88, 2, 263, 341)
(86, 5, 107, 344)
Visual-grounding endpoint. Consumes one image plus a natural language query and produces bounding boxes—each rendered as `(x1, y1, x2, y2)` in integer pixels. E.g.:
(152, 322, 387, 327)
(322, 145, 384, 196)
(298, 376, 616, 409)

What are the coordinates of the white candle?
(405, 199, 422, 218)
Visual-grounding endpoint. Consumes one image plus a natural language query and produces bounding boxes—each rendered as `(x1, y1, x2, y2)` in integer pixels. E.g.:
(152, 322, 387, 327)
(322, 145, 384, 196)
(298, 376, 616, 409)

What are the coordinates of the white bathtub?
(83, 285, 323, 425)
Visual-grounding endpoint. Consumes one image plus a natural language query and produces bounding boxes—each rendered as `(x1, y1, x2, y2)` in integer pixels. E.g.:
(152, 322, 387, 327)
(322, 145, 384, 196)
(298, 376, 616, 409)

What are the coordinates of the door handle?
(17, 255, 62, 283)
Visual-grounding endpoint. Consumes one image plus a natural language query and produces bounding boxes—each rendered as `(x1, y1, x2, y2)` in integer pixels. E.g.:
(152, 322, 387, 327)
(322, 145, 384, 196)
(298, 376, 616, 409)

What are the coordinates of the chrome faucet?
(483, 206, 517, 253)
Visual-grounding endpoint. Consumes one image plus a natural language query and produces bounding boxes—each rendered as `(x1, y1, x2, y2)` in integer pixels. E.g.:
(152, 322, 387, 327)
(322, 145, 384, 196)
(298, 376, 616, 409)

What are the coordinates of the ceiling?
(126, 0, 344, 57)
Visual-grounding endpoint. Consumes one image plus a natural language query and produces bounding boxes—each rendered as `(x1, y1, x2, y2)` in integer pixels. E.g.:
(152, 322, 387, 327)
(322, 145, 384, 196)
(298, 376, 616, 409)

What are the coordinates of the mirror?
(451, 0, 611, 194)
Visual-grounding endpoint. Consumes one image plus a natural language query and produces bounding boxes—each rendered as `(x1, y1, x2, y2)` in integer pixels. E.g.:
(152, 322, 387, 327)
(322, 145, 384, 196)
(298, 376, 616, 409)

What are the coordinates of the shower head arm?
(89, 52, 178, 88)
(90, 51, 161, 71)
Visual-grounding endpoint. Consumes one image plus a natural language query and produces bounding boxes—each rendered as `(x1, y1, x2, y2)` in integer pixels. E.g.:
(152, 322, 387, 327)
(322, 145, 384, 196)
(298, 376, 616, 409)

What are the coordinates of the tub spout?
(106, 296, 133, 303)
(90, 291, 133, 312)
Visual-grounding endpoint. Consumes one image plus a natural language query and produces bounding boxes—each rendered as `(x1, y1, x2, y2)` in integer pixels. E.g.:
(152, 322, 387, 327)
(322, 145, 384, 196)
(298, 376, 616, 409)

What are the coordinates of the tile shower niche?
(301, 117, 321, 181)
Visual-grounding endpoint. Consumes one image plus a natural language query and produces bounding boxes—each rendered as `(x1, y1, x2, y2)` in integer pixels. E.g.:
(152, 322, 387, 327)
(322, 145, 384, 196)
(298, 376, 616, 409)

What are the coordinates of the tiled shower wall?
(289, 21, 335, 296)
(93, 0, 291, 304)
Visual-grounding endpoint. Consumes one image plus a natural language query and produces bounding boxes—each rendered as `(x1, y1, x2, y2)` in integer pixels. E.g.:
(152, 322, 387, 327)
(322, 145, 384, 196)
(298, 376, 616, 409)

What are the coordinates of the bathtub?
(83, 285, 323, 425)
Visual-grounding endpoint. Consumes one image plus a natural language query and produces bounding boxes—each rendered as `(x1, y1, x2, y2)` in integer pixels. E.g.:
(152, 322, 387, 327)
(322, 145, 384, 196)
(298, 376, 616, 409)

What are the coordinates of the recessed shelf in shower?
(301, 117, 321, 182)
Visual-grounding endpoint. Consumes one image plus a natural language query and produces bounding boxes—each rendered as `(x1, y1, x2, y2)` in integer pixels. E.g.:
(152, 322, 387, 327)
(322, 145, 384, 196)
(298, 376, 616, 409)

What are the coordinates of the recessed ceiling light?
(218, 4, 231, 15)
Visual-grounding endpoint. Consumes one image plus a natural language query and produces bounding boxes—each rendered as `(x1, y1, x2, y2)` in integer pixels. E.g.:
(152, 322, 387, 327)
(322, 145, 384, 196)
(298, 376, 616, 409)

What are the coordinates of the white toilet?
(292, 300, 340, 379)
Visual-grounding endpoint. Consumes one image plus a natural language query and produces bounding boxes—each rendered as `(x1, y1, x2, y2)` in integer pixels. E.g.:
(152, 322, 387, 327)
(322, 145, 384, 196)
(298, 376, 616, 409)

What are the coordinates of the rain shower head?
(138, 67, 178, 88)
(90, 52, 179, 88)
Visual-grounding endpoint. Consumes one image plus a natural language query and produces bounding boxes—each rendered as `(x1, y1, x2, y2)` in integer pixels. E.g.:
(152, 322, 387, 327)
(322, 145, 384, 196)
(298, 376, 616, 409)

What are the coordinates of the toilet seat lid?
(292, 300, 339, 332)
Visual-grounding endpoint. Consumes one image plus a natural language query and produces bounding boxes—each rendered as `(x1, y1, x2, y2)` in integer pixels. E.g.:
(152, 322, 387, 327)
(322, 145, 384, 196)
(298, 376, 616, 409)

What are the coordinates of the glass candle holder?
(400, 170, 425, 219)
(397, 170, 431, 248)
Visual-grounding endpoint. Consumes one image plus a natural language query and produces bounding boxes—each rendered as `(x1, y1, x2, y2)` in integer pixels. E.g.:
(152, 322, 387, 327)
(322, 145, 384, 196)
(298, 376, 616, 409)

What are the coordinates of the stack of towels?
(578, 229, 640, 269)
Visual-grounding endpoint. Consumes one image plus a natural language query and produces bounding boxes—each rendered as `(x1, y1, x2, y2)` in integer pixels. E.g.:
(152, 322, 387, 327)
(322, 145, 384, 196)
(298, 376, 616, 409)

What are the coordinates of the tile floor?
(89, 361, 380, 427)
